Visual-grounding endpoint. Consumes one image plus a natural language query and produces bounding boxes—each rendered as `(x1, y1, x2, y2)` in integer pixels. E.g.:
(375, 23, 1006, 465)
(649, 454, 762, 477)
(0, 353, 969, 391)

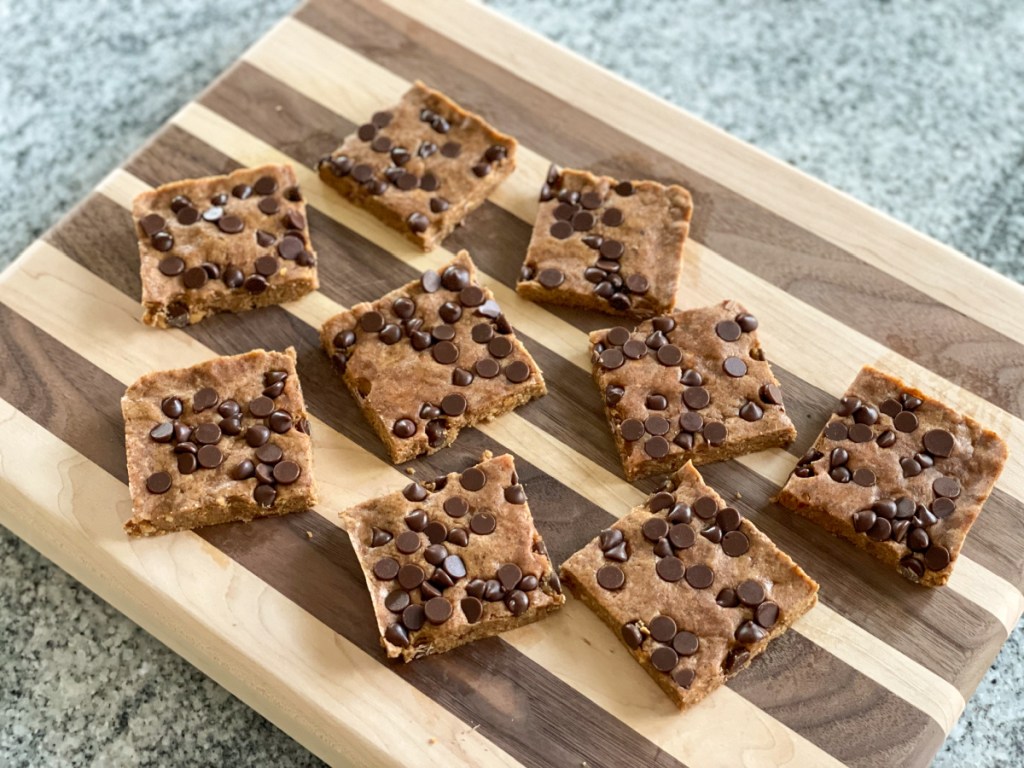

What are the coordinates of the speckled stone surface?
(2, 1, 1022, 766)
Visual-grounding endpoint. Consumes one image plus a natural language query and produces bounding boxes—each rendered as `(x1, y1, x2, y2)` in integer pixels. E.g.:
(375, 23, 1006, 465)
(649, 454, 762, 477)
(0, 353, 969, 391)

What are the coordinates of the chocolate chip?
(245, 424, 271, 448)
(867, 517, 893, 541)
(734, 400, 764, 423)
(656, 345, 683, 366)
(270, 461, 299, 484)
(594, 206, 621, 227)
(176, 452, 197, 474)
(721, 531, 749, 557)
(685, 564, 714, 589)
(497, 563, 524, 592)
(618, 418, 644, 442)
(459, 466, 486, 491)
(823, 421, 848, 441)
(901, 457, 922, 477)
(242, 274, 268, 294)
(853, 468, 876, 487)
(504, 361, 531, 383)
(642, 517, 670, 542)
(398, 481, 429, 504)
(703, 421, 727, 446)
(424, 521, 448, 546)
(714, 589, 740, 609)
(157, 256, 186, 277)
(181, 265, 207, 290)
(667, 504, 693, 526)
(439, 496, 468, 519)
(146, 471, 172, 494)
(744, 384, 778, 412)
(924, 545, 951, 571)
(370, 556, 400, 582)
(876, 429, 897, 448)
(504, 484, 527, 504)
(257, 197, 281, 216)
(599, 239, 625, 261)
(715, 508, 741, 533)
(470, 513, 496, 536)
(722, 357, 748, 378)
(735, 621, 768, 645)
(227, 459, 255, 481)
(431, 341, 459, 365)
(933, 476, 961, 498)
(656, 556, 685, 583)
(848, 424, 873, 443)
(715, 320, 742, 341)
(625, 274, 650, 294)
(620, 622, 644, 649)
(932, 497, 956, 518)
(923, 429, 955, 458)
(892, 411, 918, 433)
(420, 597, 451, 625)
(646, 615, 676, 644)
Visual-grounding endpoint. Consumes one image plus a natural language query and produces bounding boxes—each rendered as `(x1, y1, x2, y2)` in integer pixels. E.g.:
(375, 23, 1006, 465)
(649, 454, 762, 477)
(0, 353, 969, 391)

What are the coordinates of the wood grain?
(194, 57, 1024, 598)
(1, 0, 1022, 765)
(50, 117, 1006, 717)
(0, 245, 845, 768)
(77, 158, 999, 704)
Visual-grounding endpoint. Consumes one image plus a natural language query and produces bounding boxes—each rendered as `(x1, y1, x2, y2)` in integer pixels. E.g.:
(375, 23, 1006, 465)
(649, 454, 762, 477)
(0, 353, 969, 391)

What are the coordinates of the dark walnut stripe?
(732, 630, 944, 768)
(72, 126, 1013, 691)
(194, 60, 1024, 590)
(0, 298, 941, 768)
(295, 0, 1024, 419)
(0, 303, 685, 768)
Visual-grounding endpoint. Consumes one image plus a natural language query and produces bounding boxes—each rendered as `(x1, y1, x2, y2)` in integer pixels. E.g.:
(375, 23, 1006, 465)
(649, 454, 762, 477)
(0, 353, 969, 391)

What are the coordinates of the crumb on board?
(406, 467, 416, 475)
(428, 738, 437, 745)
(275, 104, 283, 112)
(306, 531, 313, 539)
(734, 491, 743, 500)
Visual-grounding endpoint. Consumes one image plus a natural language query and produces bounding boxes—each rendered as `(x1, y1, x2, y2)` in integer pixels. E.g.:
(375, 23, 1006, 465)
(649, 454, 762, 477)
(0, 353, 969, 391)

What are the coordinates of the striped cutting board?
(2, 1, 1022, 765)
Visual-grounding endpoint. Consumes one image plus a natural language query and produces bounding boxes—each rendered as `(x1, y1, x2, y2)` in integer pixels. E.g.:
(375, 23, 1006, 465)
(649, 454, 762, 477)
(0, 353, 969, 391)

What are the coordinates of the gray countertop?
(2, 0, 1022, 765)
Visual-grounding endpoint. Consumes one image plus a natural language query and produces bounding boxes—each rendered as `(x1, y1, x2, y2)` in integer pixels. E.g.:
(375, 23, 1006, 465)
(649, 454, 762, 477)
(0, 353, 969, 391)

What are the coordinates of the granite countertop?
(2, 0, 1022, 765)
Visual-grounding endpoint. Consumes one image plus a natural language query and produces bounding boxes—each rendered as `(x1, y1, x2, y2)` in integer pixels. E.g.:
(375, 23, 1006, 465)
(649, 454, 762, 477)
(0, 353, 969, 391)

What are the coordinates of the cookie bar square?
(341, 452, 565, 661)
(317, 81, 516, 251)
(590, 300, 796, 480)
(561, 461, 818, 710)
(320, 250, 546, 464)
(517, 166, 692, 319)
(122, 348, 318, 536)
(132, 164, 318, 328)
(777, 365, 1008, 587)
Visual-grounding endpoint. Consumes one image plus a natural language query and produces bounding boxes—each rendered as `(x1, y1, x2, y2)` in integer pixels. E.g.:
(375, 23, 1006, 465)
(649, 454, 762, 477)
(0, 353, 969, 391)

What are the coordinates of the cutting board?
(2, 1, 1023, 765)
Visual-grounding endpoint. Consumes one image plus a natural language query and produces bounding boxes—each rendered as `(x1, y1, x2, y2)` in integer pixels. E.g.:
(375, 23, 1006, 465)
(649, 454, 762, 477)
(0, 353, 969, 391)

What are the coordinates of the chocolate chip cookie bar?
(517, 166, 692, 318)
(133, 164, 318, 328)
(561, 461, 817, 710)
(122, 348, 317, 536)
(341, 452, 564, 661)
(317, 81, 516, 251)
(777, 365, 1008, 587)
(321, 251, 546, 464)
(591, 301, 796, 481)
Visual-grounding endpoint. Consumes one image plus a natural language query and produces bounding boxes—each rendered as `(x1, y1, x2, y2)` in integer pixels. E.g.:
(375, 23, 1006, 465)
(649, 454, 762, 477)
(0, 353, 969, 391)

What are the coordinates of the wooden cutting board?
(2, 1, 1023, 765)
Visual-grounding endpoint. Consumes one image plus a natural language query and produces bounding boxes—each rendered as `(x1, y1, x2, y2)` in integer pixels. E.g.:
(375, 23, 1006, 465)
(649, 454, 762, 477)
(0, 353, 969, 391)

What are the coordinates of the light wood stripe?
(241, 17, 1024, 507)
(5, 233, 968, 736)
(155, 100, 1023, 638)
(374, 0, 1024, 348)
(0, 398, 520, 768)
(0, 239, 844, 768)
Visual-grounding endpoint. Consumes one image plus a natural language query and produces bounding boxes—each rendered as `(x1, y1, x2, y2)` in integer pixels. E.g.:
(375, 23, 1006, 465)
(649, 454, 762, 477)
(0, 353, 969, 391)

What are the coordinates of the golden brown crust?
(517, 167, 692, 319)
(340, 453, 564, 661)
(561, 462, 818, 710)
(590, 300, 796, 480)
(132, 164, 318, 328)
(776, 365, 1009, 586)
(122, 347, 317, 536)
(320, 250, 546, 464)
(317, 81, 517, 252)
